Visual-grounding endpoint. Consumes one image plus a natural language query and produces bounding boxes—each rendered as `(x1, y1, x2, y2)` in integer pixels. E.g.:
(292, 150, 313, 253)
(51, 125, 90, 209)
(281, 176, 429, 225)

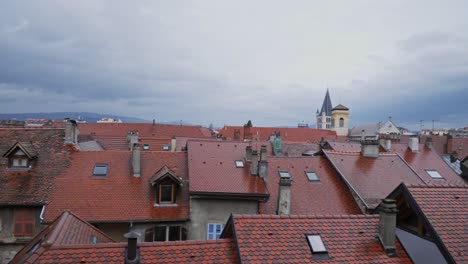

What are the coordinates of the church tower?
(316, 89, 333, 129)
(316, 89, 350, 136)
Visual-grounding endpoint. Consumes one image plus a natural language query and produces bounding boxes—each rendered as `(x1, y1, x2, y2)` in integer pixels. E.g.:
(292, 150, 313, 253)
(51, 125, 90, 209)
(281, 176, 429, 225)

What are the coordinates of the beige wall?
(331, 110, 349, 136)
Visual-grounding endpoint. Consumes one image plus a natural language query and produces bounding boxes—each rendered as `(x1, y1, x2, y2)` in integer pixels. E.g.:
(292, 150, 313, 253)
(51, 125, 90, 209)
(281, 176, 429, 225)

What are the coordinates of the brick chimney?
(250, 150, 258, 175)
(408, 136, 419, 152)
(171, 136, 176, 152)
(127, 131, 139, 151)
(425, 137, 433, 149)
(245, 146, 252, 161)
(378, 199, 398, 257)
(132, 144, 141, 177)
(260, 145, 267, 161)
(124, 231, 140, 264)
(64, 119, 79, 145)
(277, 173, 292, 215)
(258, 160, 268, 180)
(361, 139, 380, 158)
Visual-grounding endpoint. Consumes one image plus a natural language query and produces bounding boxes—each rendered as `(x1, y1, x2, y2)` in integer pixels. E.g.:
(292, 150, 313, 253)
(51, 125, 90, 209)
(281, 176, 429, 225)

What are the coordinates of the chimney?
(124, 231, 140, 264)
(378, 199, 398, 257)
(260, 145, 267, 161)
(171, 136, 176, 152)
(425, 137, 433, 149)
(64, 119, 79, 145)
(258, 160, 268, 180)
(250, 150, 258, 175)
(361, 139, 379, 158)
(132, 144, 141, 177)
(127, 132, 139, 150)
(408, 136, 419, 152)
(379, 138, 392, 152)
(277, 173, 292, 215)
(245, 146, 252, 162)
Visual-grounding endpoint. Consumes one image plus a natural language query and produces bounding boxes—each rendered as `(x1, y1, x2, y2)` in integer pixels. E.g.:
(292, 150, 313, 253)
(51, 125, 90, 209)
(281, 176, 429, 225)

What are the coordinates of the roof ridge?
(407, 184, 468, 189)
(233, 214, 375, 219)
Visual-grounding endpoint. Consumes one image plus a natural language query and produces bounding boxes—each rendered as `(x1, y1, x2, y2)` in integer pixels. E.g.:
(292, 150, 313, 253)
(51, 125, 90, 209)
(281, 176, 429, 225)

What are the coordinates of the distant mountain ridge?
(0, 112, 149, 123)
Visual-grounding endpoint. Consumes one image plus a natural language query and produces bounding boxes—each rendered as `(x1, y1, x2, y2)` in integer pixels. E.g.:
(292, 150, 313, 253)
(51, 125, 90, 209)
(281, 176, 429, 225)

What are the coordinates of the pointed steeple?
(319, 89, 333, 116)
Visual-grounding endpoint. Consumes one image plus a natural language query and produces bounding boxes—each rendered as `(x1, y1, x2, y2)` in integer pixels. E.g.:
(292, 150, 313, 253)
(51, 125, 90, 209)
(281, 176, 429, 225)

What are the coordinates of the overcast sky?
(1, 1, 467, 130)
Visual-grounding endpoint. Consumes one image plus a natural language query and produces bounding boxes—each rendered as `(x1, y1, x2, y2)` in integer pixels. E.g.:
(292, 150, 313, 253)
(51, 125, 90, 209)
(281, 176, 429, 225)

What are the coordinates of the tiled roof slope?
(219, 126, 337, 142)
(448, 137, 468, 160)
(188, 140, 268, 196)
(12, 211, 114, 264)
(227, 214, 411, 263)
(44, 151, 189, 222)
(260, 157, 361, 215)
(421, 135, 448, 155)
(279, 142, 320, 156)
(26, 239, 238, 264)
(407, 185, 467, 263)
(392, 143, 466, 185)
(78, 122, 212, 138)
(0, 128, 70, 205)
(323, 150, 424, 208)
(327, 140, 361, 152)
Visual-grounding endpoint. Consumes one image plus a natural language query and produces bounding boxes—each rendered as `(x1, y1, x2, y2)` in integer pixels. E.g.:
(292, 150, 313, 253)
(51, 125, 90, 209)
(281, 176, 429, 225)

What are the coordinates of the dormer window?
(3, 142, 36, 170)
(150, 166, 183, 206)
(10, 150, 29, 168)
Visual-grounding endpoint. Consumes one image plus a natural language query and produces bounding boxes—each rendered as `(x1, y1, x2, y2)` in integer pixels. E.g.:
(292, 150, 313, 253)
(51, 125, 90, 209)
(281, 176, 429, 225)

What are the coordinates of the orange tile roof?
(44, 151, 189, 222)
(226, 214, 411, 263)
(219, 126, 337, 142)
(260, 156, 361, 215)
(323, 150, 425, 209)
(188, 140, 268, 196)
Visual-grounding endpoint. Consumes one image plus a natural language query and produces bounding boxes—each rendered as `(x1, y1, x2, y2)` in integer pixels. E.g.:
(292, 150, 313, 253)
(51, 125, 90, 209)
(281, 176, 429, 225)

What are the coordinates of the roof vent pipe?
(425, 137, 433, 149)
(378, 199, 398, 257)
(124, 231, 141, 264)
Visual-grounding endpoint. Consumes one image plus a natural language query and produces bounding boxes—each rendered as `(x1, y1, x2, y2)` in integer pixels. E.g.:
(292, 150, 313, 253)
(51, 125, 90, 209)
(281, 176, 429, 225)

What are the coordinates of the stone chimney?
(258, 160, 268, 180)
(408, 136, 419, 152)
(277, 174, 292, 215)
(132, 144, 141, 177)
(64, 119, 79, 145)
(245, 146, 252, 162)
(127, 132, 139, 151)
(425, 137, 433, 149)
(171, 136, 176, 152)
(379, 138, 392, 152)
(260, 145, 267, 161)
(378, 199, 398, 257)
(250, 150, 258, 175)
(124, 231, 140, 264)
(361, 140, 380, 158)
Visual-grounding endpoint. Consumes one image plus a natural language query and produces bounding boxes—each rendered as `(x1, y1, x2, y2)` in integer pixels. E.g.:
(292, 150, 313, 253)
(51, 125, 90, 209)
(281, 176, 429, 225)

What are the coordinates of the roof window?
(306, 234, 329, 260)
(163, 145, 170, 151)
(278, 171, 291, 179)
(305, 171, 319, 182)
(235, 160, 244, 168)
(426, 170, 443, 179)
(143, 144, 150, 150)
(93, 164, 108, 176)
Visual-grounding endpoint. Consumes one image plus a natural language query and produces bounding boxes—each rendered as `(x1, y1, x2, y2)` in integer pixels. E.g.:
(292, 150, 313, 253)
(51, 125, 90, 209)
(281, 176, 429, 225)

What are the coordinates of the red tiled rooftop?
(323, 150, 424, 208)
(448, 137, 468, 160)
(219, 126, 337, 142)
(260, 156, 361, 215)
(327, 140, 361, 152)
(44, 151, 189, 222)
(227, 214, 411, 263)
(421, 135, 448, 155)
(188, 140, 268, 196)
(407, 185, 467, 263)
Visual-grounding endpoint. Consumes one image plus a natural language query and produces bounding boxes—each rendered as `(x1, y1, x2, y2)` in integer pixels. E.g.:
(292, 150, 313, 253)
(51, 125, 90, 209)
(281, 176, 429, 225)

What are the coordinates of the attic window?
(143, 144, 150, 150)
(235, 160, 244, 168)
(305, 171, 320, 182)
(278, 171, 291, 179)
(306, 234, 329, 260)
(93, 164, 108, 176)
(426, 170, 443, 179)
(163, 145, 170, 151)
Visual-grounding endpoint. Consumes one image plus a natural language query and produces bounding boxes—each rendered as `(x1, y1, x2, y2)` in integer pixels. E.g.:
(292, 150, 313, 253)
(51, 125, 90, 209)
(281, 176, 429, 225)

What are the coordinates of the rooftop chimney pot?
(277, 175, 292, 215)
(132, 144, 141, 177)
(361, 139, 380, 158)
(260, 145, 267, 161)
(124, 231, 140, 264)
(64, 119, 79, 145)
(250, 150, 259, 175)
(378, 199, 398, 257)
(245, 146, 252, 162)
(408, 136, 419, 152)
(425, 137, 433, 149)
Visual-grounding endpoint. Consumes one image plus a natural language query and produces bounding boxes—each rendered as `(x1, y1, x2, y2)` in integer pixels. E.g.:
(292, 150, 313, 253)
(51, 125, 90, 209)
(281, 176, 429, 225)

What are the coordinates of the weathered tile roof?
(260, 156, 361, 215)
(226, 214, 411, 263)
(0, 128, 70, 205)
(407, 185, 467, 263)
(27, 239, 238, 264)
(323, 150, 424, 209)
(188, 140, 268, 196)
(421, 135, 448, 155)
(392, 143, 466, 185)
(44, 151, 189, 222)
(448, 136, 468, 160)
(278, 142, 320, 156)
(327, 140, 361, 152)
(219, 126, 337, 142)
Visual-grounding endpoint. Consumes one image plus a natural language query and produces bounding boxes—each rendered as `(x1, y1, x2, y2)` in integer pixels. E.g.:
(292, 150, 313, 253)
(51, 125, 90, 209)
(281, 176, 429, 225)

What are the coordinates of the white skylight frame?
(235, 160, 244, 168)
(278, 171, 291, 179)
(93, 164, 108, 176)
(305, 171, 320, 182)
(306, 234, 327, 253)
(143, 144, 150, 150)
(426, 170, 443, 179)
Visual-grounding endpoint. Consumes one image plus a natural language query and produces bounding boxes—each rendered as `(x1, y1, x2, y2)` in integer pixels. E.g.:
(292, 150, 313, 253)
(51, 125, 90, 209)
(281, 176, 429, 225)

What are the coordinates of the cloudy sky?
(1, 1, 467, 130)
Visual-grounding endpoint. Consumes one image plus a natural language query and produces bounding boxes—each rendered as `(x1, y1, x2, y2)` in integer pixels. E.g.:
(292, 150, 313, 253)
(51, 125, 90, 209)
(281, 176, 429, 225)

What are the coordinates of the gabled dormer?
(2, 142, 37, 170)
(150, 166, 183, 206)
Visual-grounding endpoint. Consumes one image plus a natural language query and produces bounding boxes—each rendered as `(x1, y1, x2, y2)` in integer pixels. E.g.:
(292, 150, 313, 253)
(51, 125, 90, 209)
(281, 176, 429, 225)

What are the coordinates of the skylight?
(305, 171, 319, 182)
(143, 144, 150, 150)
(306, 234, 329, 259)
(163, 145, 170, 151)
(278, 171, 291, 179)
(426, 170, 443, 179)
(93, 164, 108, 176)
(235, 160, 244, 168)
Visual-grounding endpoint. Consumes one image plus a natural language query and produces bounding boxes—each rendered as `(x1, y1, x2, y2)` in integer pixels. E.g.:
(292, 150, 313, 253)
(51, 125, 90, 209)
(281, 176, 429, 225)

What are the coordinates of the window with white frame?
(426, 170, 443, 179)
(207, 223, 223, 240)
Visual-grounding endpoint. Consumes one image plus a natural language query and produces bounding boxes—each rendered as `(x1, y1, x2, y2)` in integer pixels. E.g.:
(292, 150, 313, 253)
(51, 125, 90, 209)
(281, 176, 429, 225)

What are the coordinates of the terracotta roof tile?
(260, 157, 361, 215)
(219, 126, 337, 142)
(448, 137, 468, 160)
(78, 123, 212, 138)
(44, 151, 189, 222)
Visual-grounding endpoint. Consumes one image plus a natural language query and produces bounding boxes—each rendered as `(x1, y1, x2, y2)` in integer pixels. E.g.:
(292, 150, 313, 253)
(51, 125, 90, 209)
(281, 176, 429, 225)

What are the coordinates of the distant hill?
(0, 112, 149, 123)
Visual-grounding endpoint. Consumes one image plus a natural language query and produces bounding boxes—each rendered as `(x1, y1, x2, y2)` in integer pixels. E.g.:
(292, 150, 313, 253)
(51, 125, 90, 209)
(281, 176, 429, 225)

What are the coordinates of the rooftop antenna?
(432, 119, 439, 130)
